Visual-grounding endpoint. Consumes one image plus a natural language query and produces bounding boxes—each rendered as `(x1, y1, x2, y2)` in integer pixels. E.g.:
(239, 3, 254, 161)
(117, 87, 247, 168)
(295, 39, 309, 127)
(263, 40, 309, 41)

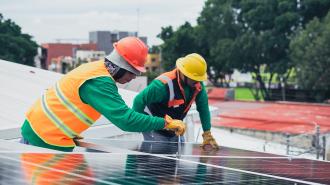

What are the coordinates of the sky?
(0, 0, 206, 46)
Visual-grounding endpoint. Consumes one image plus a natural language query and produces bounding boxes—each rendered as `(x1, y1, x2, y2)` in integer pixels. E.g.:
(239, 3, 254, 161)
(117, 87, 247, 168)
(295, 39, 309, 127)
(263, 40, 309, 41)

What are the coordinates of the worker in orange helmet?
(20, 37, 186, 152)
(133, 53, 219, 150)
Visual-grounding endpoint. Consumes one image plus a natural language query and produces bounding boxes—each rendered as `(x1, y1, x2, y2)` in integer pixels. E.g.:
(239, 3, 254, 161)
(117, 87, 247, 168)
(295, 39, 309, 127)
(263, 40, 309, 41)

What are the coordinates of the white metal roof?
(0, 59, 137, 139)
(0, 59, 62, 130)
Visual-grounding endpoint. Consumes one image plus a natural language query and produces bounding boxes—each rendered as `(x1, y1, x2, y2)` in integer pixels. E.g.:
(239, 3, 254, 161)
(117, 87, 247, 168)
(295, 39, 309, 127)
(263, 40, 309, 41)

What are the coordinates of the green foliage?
(0, 14, 38, 66)
(290, 13, 330, 90)
(299, 0, 330, 25)
(158, 0, 330, 101)
(198, 0, 238, 86)
(158, 22, 202, 71)
(235, 87, 263, 101)
(234, 0, 302, 100)
(149, 45, 160, 54)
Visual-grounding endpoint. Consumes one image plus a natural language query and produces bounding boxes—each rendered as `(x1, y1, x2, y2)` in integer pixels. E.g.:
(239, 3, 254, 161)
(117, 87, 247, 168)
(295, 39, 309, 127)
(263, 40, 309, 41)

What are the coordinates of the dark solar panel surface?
(0, 152, 307, 185)
(82, 138, 289, 157)
(181, 156, 330, 184)
(79, 139, 330, 184)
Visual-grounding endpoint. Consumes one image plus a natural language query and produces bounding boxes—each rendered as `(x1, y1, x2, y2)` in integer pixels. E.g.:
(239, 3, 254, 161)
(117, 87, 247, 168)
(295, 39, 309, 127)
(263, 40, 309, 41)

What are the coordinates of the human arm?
(79, 77, 185, 135)
(195, 83, 219, 149)
(79, 77, 165, 132)
(133, 80, 167, 113)
(195, 83, 211, 132)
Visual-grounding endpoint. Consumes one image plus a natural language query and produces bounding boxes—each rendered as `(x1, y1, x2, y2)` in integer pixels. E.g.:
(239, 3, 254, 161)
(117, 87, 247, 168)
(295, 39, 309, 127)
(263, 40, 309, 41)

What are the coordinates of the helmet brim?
(105, 50, 142, 75)
(133, 65, 146, 73)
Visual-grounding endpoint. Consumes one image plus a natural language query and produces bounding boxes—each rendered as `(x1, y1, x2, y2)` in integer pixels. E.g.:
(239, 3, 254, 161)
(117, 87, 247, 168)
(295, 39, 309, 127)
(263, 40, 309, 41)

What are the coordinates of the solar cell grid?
(77, 139, 330, 184)
(181, 156, 330, 184)
(0, 152, 306, 185)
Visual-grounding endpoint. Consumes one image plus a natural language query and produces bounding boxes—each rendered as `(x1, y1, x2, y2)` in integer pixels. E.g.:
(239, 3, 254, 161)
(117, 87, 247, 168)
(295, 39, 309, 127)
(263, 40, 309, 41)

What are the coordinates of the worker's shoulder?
(84, 76, 116, 87)
(150, 79, 167, 88)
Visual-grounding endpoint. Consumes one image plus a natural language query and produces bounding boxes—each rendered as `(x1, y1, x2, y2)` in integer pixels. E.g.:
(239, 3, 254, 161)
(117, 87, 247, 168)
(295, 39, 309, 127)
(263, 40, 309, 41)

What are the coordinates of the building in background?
(145, 53, 161, 73)
(89, 30, 147, 54)
(40, 43, 97, 70)
(89, 31, 113, 55)
(38, 30, 148, 74)
(49, 56, 74, 74)
(76, 50, 106, 63)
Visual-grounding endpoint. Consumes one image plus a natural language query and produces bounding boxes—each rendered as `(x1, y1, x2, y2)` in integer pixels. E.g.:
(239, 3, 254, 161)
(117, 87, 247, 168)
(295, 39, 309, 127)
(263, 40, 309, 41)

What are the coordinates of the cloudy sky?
(0, 0, 206, 46)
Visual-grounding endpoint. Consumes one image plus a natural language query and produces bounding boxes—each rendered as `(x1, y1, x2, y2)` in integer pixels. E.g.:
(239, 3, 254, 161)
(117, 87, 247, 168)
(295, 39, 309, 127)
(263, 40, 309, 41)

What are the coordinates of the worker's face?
(185, 77, 198, 87)
(116, 71, 136, 84)
(179, 72, 198, 88)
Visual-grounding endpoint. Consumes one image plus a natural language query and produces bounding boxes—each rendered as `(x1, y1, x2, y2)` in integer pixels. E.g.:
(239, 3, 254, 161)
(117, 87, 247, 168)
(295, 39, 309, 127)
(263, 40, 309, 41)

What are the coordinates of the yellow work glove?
(164, 115, 186, 136)
(201, 131, 219, 150)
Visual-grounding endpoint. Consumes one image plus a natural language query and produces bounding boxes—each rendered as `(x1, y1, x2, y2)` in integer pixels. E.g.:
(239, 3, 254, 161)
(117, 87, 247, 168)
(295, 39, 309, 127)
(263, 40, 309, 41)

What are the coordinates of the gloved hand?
(164, 115, 186, 136)
(200, 131, 219, 150)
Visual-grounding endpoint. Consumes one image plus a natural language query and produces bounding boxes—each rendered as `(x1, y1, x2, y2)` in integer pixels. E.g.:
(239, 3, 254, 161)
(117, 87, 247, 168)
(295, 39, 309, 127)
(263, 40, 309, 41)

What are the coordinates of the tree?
(290, 13, 330, 91)
(197, 0, 239, 86)
(299, 0, 330, 25)
(157, 0, 330, 99)
(233, 0, 301, 100)
(197, 0, 330, 99)
(158, 22, 201, 71)
(0, 14, 38, 66)
(149, 45, 160, 54)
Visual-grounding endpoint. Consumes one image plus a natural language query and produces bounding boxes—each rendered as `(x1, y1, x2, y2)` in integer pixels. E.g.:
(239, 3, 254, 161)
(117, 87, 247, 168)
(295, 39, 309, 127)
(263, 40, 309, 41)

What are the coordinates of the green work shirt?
(21, 76, 165, 151)
(133, 80, 211, 132)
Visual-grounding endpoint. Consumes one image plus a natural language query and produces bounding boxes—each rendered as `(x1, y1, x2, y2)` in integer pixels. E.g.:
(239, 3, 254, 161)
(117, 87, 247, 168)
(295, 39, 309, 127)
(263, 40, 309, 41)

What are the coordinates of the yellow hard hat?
(176, 53, 207, 81)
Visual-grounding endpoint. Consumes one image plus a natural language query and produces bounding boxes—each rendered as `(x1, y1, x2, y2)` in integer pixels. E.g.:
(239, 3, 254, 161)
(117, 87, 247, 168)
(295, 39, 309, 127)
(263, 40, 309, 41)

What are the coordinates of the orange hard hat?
(113, 37, 148, 73)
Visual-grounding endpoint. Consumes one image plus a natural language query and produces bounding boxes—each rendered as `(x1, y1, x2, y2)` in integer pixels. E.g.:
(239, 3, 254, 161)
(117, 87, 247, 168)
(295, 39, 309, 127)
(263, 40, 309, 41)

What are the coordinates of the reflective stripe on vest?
(154, 69, 202, 116)
(41, 94, 77, 138)
(26, 60, 110, 147)
(55, 82, 94, 126)
(157, 75, 179, 108)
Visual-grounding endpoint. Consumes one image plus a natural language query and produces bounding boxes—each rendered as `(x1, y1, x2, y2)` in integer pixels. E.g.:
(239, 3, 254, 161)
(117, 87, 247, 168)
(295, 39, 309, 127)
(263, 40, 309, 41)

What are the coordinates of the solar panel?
(0, 152, 308, 185)
(76, 138, 330, 184)
(0, 138, 328, 184)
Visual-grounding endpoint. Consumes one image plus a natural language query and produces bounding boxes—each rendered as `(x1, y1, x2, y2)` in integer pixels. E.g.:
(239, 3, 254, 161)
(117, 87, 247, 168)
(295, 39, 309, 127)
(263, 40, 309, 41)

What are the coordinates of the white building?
(76, 50, 106, 62)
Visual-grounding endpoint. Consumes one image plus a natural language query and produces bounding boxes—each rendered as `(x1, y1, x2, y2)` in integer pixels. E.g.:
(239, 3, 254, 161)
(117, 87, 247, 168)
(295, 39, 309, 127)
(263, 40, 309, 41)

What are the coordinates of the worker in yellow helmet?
(20, 37, 186, 152)
(133, 53, 219, 150)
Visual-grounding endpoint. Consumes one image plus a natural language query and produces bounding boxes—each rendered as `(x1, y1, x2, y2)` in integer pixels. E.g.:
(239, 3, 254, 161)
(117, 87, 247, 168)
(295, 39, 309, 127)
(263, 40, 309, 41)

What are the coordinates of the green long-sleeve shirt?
(21, 76, 165, 151)
(133, 79, 211, 132)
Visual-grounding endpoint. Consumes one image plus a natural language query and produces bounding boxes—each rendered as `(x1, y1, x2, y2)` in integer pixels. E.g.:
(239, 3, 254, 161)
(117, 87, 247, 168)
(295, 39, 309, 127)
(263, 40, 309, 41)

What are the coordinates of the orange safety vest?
(26, 60, 112, 147)
(145, 69, 201, 120)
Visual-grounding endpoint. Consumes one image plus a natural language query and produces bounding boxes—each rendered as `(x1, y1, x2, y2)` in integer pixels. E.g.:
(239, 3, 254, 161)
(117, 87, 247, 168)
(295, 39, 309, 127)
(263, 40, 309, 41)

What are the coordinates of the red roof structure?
(209, 100, 330, 134)
(207, 88, 228, 100)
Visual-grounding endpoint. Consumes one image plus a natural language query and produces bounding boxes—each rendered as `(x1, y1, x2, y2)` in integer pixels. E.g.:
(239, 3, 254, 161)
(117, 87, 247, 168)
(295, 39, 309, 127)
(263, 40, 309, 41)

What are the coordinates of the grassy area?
(235, 87, 260, 101)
